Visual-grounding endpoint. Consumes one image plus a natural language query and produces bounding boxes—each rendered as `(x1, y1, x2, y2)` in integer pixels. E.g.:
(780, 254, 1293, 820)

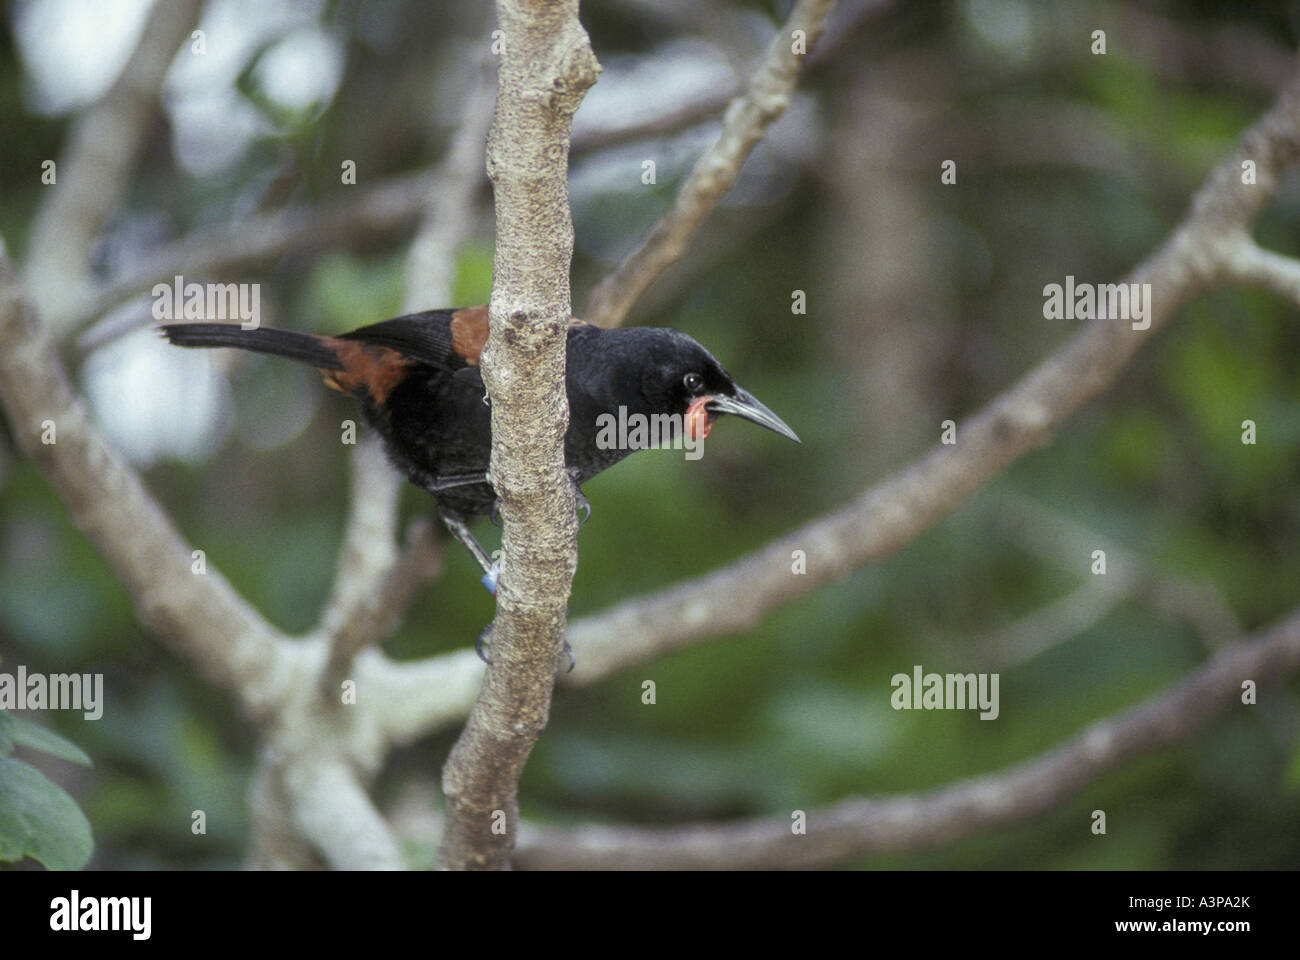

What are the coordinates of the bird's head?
(636, 328, 801, 444)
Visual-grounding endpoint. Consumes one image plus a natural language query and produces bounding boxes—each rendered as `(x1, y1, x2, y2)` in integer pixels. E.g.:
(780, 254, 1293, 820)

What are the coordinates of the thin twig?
(322, 518, 443, 695)
(584, 0, 837, 328)
(1215, 229, 1300, 310)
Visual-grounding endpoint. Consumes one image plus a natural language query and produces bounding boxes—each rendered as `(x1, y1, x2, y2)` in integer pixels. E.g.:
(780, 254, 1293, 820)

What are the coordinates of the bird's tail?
(159, 323, 344, 370)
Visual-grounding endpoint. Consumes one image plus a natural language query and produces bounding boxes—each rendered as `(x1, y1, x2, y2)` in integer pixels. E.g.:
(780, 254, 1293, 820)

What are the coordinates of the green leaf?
(0, 757, 94, 870)
(7, 715, 92, 766)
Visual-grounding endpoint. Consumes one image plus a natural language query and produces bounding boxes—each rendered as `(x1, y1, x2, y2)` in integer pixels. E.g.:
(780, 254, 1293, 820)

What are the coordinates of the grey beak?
(707, 386, 801, 443)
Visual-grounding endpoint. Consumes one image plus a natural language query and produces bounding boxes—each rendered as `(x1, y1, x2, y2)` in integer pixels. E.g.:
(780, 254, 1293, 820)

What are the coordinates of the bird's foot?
(492, 482, 588, 526)
(476, 628, 572, 673)
(566, 468, 591, 525)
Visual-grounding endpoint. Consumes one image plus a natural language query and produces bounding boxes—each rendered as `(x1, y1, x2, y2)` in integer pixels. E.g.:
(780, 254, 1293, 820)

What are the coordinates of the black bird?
(160, 307, 800, 591)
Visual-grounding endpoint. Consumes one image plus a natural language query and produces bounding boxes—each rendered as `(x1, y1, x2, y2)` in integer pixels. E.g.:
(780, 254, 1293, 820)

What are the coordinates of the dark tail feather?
(159, 324, 343, 370)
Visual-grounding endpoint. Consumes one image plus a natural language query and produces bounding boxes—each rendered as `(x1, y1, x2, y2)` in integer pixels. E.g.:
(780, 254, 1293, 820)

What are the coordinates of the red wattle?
(685, 396, 713, 441)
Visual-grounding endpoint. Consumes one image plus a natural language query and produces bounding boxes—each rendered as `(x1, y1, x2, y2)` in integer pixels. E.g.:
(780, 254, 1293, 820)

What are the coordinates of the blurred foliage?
(1, 0, 1299, 870)
(0, 710, 94, 870)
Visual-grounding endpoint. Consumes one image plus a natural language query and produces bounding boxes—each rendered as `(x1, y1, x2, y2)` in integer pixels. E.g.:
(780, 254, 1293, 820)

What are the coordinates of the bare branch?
(364, 648, 484, 747)
(556, 66, 1300, 684)
(0, 256, 284, 717)
(318, 435, 403, 639)
(75, 169, 440, 350)
(316, 434, 445, 694)
(26, 0, 205, 335)
(437, 0, 599, 871)
(583, 0, 836, 328)
(571, 85, 737, 153)
(514, 605, 1300, 868)
(1215, 229, 1300, 311)
(246, 748, 323, 869)
(967, 581, 1130, 669)
(321, 517, 442, 695)
(282, 756, 404, 870)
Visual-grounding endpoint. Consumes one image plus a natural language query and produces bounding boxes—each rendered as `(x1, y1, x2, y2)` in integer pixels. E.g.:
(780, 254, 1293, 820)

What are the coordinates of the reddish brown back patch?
(449, 306, 490, 365)
(322, 340, 415, 405)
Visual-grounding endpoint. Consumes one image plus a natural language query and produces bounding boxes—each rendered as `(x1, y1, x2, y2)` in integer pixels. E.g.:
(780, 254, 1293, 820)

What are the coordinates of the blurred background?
(1, 0, 1299, 869)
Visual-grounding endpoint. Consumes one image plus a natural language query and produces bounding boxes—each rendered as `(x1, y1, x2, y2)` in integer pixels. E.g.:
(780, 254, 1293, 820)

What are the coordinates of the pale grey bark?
(436, 0, 600, 871)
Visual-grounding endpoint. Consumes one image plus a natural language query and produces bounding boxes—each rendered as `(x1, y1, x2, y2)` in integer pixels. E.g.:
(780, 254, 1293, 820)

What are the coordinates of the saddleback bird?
(161, 307, 800, 594)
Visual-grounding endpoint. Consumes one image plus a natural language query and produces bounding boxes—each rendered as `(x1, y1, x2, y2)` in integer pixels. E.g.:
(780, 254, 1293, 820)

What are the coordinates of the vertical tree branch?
(437, 1, 600, 870)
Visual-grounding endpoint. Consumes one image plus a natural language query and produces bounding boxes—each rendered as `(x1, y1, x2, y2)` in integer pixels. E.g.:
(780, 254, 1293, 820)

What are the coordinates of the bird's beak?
(707, 387, 801, 443)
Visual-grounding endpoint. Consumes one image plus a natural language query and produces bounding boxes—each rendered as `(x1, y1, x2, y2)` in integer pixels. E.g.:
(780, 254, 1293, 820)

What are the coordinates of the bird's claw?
(560, 637, 575, 673)
(490, 499, 502, 527)
(567, 471, 591, 525)
(475, 624, 493, 664)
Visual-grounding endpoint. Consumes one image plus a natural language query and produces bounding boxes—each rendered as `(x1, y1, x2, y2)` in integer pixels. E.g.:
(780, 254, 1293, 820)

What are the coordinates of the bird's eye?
(683, 372, 704, 393)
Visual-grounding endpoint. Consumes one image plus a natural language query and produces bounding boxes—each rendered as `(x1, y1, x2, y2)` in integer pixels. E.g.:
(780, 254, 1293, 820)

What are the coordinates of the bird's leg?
(423, 471, 492, 493)
(437, 507, 496, 577)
